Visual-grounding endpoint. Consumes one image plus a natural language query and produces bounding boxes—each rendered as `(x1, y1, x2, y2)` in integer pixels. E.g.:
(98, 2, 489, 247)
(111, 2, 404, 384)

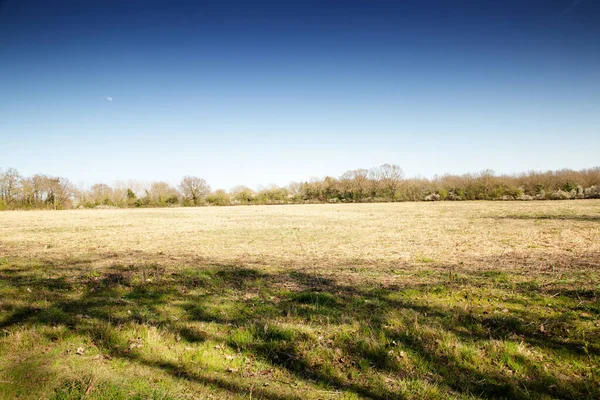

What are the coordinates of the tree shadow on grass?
(0, 258, 599, 399)
(489, 215, 600, 222)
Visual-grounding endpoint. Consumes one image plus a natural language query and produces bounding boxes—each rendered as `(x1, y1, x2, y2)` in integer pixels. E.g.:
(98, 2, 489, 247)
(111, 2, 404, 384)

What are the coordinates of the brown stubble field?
(0, 201, 599, 399)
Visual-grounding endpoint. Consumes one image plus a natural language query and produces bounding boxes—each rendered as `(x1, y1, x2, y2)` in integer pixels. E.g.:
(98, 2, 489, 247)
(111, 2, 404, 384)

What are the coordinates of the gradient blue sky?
(1, 0, 599, 190)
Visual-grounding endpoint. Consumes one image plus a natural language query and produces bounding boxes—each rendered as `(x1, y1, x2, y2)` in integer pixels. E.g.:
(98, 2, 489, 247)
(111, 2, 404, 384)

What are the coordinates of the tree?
(255, 185, 289, 204)
(148, 182, 179, 206)
(21, 177, 34, 207)
(206, 189, 230, 206)
(0, 167, 22, 204)
(340, 169, 371, 202)
(89, 183, 114, 205)
(179, 176, 211, 206)
(477, 169, 496, 199)
(45, 177, 75, 209)
(372, 164, 404, 199)
(31, 174, 49, 205)
(286, 182, 303, 202)
(230, 186, 255, 204)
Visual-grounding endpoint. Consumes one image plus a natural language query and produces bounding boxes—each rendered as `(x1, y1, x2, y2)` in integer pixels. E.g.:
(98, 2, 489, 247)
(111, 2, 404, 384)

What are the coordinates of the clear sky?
(1, 0, 599, 190)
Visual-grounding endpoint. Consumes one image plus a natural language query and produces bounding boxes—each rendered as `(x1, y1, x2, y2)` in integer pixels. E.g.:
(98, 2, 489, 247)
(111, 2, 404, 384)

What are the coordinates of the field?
(0, 201, 599, 399)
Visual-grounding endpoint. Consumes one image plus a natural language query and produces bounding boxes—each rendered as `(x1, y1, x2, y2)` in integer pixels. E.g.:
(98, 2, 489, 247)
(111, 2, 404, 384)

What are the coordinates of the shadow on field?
(490, 214, 600, 222)
(0, 257, 599, 399)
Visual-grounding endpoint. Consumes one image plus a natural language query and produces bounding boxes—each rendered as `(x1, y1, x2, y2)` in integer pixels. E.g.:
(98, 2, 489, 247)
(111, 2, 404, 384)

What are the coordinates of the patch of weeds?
(415, 256, 436, 263)
(291, 291, 338, 307)
(50, 375, 175, 400)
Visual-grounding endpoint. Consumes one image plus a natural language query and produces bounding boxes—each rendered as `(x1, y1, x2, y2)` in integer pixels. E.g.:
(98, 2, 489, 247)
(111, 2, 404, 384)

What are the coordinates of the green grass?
(1, 257, 599, 399)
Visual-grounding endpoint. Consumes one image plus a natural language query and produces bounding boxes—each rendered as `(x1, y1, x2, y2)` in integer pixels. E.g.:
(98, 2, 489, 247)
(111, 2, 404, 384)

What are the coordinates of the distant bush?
(584, 185, 600, 198)
(518, 194, 535, 201)
(164, 195, 180, 206)
(438, 188, 449, 200)
(230, 186, 255, 204)
(425, 193, 440, 201)
(80, 201, 96, 209)
(207, 190, 230, 206)
(133, 197, 149, 208)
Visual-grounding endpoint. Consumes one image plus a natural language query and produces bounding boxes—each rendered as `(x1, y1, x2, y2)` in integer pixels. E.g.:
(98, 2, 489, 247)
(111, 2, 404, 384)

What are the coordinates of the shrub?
(230, 186, 255, 204)
(447, 191, 462, 201)
(584, 185, 600, 199)
(164, 195, 180, 206)
(207, 190, 230, 206)
(551, 190, 572, 200)
(438, 188, 449, 200)
(535, 190, 546, 200)
(134, 197, 149, 208)
(80, 201, 96, 209)
(425, 193, 440, 201)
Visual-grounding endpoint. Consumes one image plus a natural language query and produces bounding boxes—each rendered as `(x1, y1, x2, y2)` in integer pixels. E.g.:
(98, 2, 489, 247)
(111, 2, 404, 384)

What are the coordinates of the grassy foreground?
(0, 201, 599, 399)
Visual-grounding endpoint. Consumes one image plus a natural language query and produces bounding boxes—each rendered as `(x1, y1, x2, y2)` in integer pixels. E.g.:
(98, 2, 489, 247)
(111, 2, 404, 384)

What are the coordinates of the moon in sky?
(106, 96, 113, 102)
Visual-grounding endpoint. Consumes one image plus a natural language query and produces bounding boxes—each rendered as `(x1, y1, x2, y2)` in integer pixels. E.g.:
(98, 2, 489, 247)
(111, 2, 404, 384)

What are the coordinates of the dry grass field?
(0, 201, 599, 399)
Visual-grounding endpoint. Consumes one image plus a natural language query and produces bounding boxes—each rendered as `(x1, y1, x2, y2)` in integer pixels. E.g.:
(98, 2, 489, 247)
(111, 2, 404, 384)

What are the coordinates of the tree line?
(1, 164, 599, 210)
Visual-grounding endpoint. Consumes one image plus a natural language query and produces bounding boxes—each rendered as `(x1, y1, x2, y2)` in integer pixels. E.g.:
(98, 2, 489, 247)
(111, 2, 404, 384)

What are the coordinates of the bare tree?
(21, 177, 34, 206)
(148, 181, 180, 206)
(89, 184, 114, 205)
(229, 185, 255, 204)
(110, 181, 131, 205)
(32, 174, 48, 204)
(45, 177, 75, 209)
(372, 164, 404, 199)
(0, 167, 22, 204)
(179, 176, 210, 206)
(476, 169, 496, 199)
(341, 169, 371, 201)
(286, 182, 302, 198)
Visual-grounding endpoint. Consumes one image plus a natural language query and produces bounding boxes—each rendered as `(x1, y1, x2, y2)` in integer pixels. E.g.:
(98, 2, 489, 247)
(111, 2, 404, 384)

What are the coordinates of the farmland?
(0, 201, 599, 399)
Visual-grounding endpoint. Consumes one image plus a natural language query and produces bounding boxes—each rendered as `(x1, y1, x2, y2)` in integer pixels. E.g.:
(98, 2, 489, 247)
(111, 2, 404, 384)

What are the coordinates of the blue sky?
(1, 0, 599, 190)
